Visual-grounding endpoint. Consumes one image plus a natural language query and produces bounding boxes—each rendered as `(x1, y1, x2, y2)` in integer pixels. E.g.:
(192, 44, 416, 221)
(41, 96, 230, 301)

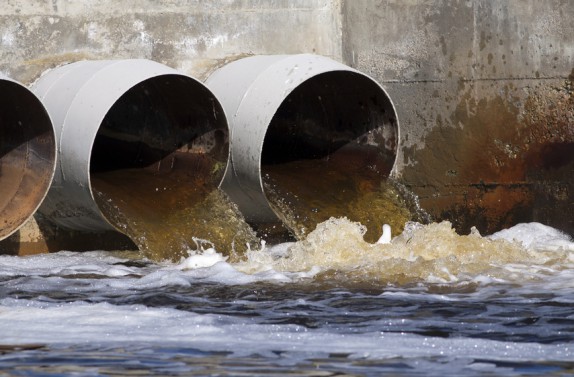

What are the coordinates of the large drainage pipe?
(206, 54, 401, 242)
(0, 74, 56, 240)
(32, 59, 229, 258)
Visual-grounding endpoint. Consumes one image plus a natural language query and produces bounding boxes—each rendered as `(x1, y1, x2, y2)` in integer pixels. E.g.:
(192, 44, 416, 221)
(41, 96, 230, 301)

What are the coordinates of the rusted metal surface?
(0, 76, 56, 240)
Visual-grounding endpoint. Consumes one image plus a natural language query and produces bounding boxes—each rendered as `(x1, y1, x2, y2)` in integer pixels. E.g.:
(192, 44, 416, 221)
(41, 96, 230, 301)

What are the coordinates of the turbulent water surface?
(1, 219, 574, 376)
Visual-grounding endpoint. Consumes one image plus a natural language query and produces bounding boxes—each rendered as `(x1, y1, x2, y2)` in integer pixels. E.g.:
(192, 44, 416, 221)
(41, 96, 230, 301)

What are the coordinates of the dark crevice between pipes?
(0, 213, 137, 256)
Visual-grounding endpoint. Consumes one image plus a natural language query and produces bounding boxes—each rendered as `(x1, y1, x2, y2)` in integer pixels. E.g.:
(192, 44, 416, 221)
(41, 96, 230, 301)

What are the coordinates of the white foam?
(177, 247, 227, 270)
(488, 222, 574, 252)
(0, 251, 132, 277)
(0, 298, 571, 363)
(0, 249, 295, 292)
(266, 242, 295, 258)
(1, 220, 572, 293)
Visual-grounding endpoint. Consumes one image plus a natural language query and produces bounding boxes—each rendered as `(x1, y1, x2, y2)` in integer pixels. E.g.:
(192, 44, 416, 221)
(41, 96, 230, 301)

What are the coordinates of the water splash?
(234, 217, 573, 286)
(263, 158, 420, 243)
(92, 169, 260, 262)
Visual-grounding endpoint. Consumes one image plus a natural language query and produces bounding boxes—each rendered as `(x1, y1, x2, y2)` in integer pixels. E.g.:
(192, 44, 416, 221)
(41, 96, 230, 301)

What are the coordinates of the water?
(263, 151, 414, 243)
(1, 220, 574, 375)
(92, 168, 259, 262)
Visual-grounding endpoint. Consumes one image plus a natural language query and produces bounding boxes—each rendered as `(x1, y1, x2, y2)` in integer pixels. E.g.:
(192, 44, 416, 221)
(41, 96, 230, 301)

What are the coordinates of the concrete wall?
(0, 0, 572, 255)
(0, 0, 343, 84)
(343, 0, 574, 235)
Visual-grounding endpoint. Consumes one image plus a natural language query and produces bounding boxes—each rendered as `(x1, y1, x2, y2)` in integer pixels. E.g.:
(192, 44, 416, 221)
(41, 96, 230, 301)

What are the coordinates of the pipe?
(0, 74, 56, 240)
(31, 59, 229, 236)
(206, 54, 400, 241)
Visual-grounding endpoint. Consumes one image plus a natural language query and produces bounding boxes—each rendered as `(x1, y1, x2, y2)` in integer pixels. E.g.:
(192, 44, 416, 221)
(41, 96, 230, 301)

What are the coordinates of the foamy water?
(1, 220, 573, 375)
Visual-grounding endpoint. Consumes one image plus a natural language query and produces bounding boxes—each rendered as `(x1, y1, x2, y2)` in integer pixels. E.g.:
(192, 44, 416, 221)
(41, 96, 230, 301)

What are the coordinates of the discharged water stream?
(87, 75, 260, 263)
(263, 157, 422, 243)
(92, 168, 259, 262)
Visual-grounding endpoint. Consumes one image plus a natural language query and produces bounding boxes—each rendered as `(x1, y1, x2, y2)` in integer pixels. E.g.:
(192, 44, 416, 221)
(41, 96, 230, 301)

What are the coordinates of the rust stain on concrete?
(402, 78, 573, 236)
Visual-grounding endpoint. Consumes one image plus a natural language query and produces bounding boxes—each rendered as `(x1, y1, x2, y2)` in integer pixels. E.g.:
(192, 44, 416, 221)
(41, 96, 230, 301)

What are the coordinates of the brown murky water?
(92, 165, 259, 262)
(262, 155, 422, 243)
(91, 153, 419, 261)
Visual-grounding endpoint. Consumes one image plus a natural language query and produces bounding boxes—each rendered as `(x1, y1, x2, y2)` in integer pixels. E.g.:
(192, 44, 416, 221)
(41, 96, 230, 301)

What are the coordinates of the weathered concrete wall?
(342, 0, 574, 235)
(0, 0, 342, 84)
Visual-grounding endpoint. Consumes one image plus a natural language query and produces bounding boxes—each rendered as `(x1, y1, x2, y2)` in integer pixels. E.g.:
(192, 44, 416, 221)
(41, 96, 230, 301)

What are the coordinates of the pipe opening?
(91, 75, 228, 179)
(89, 75, 238, 260)
(261, 71, 407, 242)
(263, 71, 397, 165)
(0, 80, 55, 240)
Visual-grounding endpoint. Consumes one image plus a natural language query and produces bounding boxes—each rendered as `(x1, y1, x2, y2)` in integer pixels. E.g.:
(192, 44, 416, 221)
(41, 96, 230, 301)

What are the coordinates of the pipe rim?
(33, 59, 230, 233)
(0, 75, 57, 240)
(209, 54, 399, 225)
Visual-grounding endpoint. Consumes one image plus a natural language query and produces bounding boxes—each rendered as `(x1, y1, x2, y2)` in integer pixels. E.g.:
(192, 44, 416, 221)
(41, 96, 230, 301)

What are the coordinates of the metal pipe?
(206, 54, 399, 240)
(0, 74, 56, 240)
(31, 59, 229, 234)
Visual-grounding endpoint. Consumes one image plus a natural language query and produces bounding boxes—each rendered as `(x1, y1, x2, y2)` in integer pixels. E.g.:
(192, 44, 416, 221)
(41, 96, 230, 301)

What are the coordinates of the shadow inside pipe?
(0, 80, 55, 240)
(261, 72, 424, 242)
(90, 75, 259, 261)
